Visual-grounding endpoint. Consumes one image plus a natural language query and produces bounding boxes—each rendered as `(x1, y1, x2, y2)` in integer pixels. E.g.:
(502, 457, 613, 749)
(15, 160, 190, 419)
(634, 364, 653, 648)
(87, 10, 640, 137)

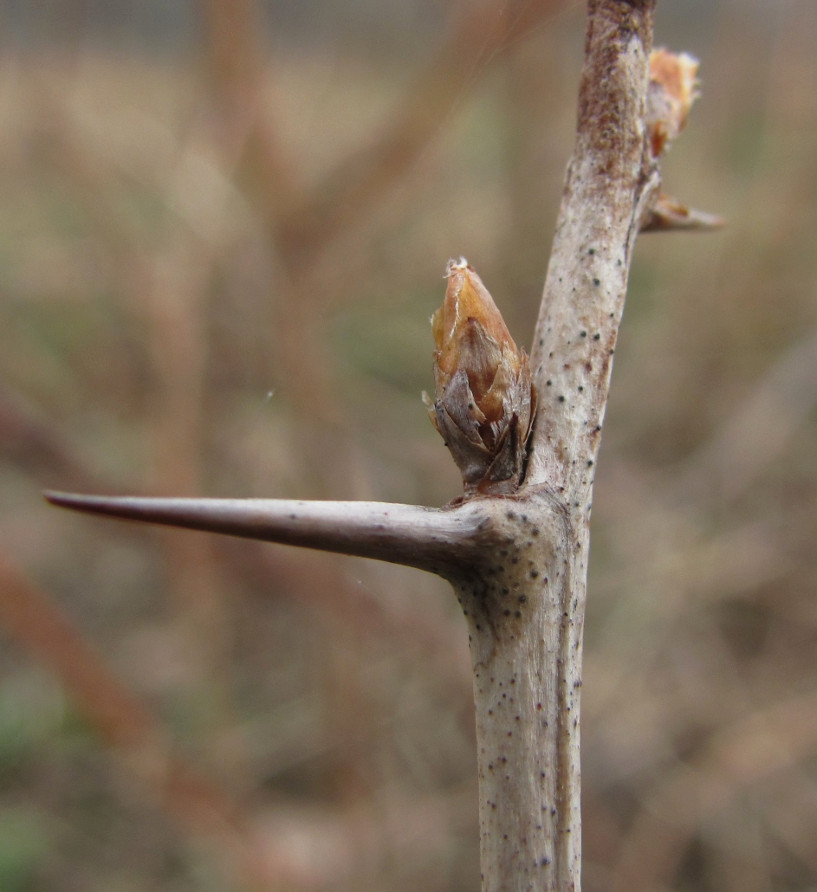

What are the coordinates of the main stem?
(449, 492, 581, 890)
(465, 3, 658, 889)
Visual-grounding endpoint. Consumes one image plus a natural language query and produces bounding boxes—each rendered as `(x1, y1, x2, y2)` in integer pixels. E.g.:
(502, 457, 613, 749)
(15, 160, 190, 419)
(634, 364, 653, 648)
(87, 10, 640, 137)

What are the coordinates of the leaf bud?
(647, 48, 699, 159)
(424, 259, 536, 495)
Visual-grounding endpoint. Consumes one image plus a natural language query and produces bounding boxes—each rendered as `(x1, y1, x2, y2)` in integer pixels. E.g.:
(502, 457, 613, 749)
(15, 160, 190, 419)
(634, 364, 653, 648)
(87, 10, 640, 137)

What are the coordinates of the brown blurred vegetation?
(1, 1, 817, 889)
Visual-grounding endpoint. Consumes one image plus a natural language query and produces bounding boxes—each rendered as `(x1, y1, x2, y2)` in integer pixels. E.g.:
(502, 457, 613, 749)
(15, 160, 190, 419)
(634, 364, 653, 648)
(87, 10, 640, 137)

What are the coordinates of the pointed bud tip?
(445, 257, 470, 276)
(435, 260, 515, 358)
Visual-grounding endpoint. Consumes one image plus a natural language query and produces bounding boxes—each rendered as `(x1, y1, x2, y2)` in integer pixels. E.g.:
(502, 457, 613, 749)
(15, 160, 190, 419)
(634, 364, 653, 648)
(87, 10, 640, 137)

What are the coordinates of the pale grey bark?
(47, 2, 671, 889)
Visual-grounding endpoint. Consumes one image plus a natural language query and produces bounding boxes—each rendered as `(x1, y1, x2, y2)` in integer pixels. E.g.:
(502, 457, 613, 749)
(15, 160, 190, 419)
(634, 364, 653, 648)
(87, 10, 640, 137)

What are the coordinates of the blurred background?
(1, 0, 816, 889)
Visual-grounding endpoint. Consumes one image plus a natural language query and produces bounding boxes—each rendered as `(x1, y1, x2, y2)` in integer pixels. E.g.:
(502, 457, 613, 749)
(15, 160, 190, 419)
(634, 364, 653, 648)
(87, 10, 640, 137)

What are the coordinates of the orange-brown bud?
(641, 50, 724, 233)
(647, 48, 699, 158)
(424, 259, 535, 494)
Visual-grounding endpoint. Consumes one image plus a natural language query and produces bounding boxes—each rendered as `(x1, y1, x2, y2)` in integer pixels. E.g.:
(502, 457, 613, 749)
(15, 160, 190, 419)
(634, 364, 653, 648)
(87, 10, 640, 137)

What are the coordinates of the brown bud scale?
(424, 259, 536, 495)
